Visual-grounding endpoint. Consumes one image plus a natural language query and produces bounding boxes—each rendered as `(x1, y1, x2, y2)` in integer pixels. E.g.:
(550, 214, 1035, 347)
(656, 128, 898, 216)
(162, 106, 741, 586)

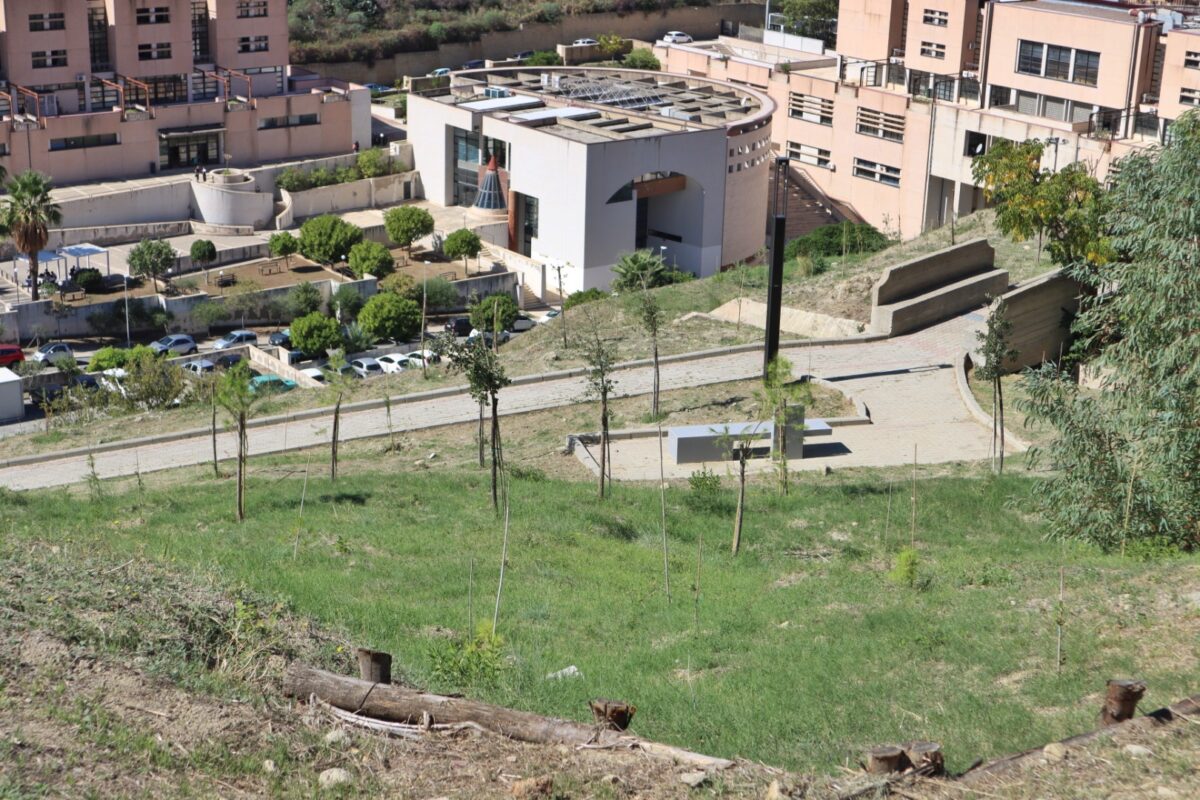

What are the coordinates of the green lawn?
(5, 467, 1197, 775)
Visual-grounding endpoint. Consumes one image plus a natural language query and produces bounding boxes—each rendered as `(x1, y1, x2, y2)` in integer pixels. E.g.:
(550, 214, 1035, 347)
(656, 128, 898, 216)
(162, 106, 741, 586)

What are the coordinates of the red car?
(0, 344, 24, 367)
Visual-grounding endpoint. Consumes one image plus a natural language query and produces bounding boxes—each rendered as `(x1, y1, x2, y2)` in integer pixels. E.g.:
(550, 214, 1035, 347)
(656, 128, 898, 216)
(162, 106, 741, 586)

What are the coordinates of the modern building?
(0, 0, 369, 184)
(407, 67, 774, 293)
(657, 0, 1197, 239)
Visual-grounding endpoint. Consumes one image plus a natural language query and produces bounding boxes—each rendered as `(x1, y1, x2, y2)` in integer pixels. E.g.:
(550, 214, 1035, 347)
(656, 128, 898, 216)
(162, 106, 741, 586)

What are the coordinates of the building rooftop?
(1010, 0, 1142, 23)
(433, 67, 774, 141)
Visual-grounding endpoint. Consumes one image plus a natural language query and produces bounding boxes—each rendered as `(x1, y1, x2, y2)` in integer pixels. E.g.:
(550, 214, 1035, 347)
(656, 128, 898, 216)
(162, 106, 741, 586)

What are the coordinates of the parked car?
(299, 367, 326, 384)
(536, 308, 561, 324)
(212, 330, 258, 350)
(31, 342, 74, 364)
(350, 357, 384, 379)
(662, 31, 693, 43)
(404, 349, 441, 366)
(428, 67, 451, 77)
(512, 50, 534, 61)
(0, 344, 25, 367)
(183, 359, 216, 375)
(468, 328, 510, 346)
(460, 59, 485, 70)
(150, 333, 197, 356)
(444, 317, 473, 337)
(268, 329, 291, 348)
(331, 363, 361, 381)
(248, 374, 296, 395)
(573, 38, 599, 46)
(363, 82, 393, 94)
(509, 314, 536, 332)
(376, 353, 410, 374)
(215, 352, 243, 370)
(30, 375, 99, 408)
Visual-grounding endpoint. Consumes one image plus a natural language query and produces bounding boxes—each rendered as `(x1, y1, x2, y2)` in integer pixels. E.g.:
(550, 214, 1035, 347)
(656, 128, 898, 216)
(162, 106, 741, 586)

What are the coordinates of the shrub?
(421, 276, 460, 311)
(887, 547, 920, 589)
(358, 293, 421, 342)
(330, 284, 365, 322)
(287, 282, 323, 318)
(356, 147, 391, 178)
(348, 240, 395, 279)
(379, 272, 416, 297)
(469, 293, 518, 333)
(611, 249, 667, 291)
(74, 268, 103, 293)
(524, 49, 562, 66)
(686, 467, 724, 512)
(290, 312, 342, 356)
(784, 222, 890, 260)
(341, 322, 375, 354)
(298, 215, 363, 265)
(275, 167, 310, 193)
(427, 624, 506, 690)
(563, 287, 608, 310)
(508, 465, 547, 482)
(383, 205, 435, 252)
(428, 21, 449, 41)
(533, 3, 562, 23)
(623, 48, 660, 70)
(87, 344, 155, 372)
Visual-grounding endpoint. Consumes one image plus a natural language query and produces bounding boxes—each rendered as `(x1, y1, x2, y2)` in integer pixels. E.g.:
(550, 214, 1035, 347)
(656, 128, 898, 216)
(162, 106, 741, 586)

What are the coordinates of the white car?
(428, 67, 451, 77)
(350, 357, 384, 379)
(468, 328, 510, 345)
(299, 367, 326, 384)
(183, 359, 215, 375)
(151, 333, 197, 356)
(510, 315, 536, 332)
(376, 353, 410, 374)
(404, 349, 441, 366)
(32, 342, 74, 364)
(573, 38, 598, 46)
(536, 309, 561, 325)
(662, 31, 693, 44)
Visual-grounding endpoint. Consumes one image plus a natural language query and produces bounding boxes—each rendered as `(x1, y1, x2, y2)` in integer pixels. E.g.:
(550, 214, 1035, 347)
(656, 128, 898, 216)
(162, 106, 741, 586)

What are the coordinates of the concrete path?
(0, 311, 997, 491)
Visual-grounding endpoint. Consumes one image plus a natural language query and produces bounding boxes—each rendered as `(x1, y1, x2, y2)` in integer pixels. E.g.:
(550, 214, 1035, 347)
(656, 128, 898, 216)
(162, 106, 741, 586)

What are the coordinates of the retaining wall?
(989, 269, 1085, 371)
(871, 238, 995, 306)
(286, 170, 421, 220)
(295, 3, 764, 84)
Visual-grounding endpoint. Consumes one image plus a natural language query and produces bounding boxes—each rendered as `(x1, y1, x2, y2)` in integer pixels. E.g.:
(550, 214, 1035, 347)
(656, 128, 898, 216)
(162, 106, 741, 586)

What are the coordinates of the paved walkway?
(0, 312, 998, 491)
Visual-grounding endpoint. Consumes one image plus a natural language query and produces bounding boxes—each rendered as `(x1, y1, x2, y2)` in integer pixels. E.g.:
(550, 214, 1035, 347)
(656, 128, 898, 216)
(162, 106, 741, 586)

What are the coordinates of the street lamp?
(123, 274, 131, 348)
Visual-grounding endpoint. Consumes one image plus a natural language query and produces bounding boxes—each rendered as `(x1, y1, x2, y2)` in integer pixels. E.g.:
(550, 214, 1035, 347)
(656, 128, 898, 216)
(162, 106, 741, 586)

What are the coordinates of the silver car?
(212, 329, 258, 350)
(151, 333, 197, 355)
(350, 357, 384, 378)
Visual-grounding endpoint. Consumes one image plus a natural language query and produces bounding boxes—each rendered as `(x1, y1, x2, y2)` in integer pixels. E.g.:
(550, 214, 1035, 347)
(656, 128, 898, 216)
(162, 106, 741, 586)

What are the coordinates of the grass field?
(6, 462, 1197, 776)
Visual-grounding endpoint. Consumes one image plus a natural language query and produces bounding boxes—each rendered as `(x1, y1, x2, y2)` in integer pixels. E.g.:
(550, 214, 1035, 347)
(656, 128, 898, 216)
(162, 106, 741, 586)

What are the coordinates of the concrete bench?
(668, 418, 832, 464)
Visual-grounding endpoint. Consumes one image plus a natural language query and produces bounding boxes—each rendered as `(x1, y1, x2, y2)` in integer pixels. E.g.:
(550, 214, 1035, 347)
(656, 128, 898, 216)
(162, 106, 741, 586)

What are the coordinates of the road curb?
(954, 350, 1032, 453)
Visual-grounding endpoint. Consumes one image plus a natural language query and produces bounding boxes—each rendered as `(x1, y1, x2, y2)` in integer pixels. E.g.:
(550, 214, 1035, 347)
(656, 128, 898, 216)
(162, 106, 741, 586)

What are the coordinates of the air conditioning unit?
(484, 86, 511, 99)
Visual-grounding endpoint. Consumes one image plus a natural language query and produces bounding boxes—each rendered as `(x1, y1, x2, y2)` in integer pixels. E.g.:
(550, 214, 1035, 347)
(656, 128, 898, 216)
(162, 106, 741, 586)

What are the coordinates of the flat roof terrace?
(432, 66, 775, 141)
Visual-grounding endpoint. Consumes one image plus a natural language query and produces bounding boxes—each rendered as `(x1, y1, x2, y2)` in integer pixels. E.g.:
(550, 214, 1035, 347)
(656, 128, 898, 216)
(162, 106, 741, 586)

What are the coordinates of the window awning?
(158, 125, 226, 138)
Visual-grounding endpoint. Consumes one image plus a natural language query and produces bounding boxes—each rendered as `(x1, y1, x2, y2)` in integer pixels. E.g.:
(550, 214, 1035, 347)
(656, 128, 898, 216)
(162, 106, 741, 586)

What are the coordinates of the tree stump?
(903, 741, 945, 775)
(356, 648, 392, 685)
(865, 745, 908, 774)
(1100, 679, 1146, 726)
(589, 699, 636, 731)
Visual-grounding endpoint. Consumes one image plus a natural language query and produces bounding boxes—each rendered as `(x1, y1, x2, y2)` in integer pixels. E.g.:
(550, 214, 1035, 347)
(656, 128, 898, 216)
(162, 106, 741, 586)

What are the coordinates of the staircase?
(769, 166, 865, 242)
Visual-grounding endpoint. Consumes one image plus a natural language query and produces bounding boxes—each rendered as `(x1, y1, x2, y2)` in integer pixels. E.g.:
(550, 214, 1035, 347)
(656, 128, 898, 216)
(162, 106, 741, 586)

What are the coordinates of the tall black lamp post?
(763, 155, 789, 379)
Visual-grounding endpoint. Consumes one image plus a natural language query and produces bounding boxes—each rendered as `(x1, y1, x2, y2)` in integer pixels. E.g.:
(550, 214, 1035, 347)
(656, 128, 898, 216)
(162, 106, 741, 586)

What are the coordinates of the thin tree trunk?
(651, 336, 660, 419)
(557, 268, 567, 350)
(490, 393, 501, 512)
(30, 252, 40, 303)
(598, 394, 608, 499)
(992, 378, 999, 474)
(997, 379, 1006, 474)
(236, 413, 246, 521)
(331, 392, 342, 483)
(477, 400, 486, 468)
(657, 416, 670, 604)
(492, 493, 510, 636)
(732, 454, 745, 555)
(211, 383, 219, 477)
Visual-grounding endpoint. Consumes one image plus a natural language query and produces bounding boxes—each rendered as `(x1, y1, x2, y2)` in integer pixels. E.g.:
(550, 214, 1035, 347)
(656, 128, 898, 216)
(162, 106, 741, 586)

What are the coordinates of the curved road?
(0, 312, 999, 491)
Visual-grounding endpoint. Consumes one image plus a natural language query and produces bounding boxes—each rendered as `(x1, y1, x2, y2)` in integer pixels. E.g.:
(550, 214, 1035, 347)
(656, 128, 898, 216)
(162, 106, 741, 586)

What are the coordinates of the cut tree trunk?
(864, 745, 907, 774)
(903, 741, 944, 775)
(356, 649, 392, 684)
(1100, 679, 1146, 726)
(284, 663, 733, 770)
(589, 699, 636, 731)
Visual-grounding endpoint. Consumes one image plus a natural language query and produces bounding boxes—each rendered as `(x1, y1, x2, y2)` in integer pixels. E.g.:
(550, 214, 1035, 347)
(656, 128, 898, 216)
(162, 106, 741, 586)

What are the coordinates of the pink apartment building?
(657, 0, 1200, 239)
(0, 0, 367, 185)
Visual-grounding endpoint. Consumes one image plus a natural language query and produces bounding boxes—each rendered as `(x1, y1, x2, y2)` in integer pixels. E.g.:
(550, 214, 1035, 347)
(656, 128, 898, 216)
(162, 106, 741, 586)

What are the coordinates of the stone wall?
(296, 3, 765, 85)
(990, 269, 1085, 371)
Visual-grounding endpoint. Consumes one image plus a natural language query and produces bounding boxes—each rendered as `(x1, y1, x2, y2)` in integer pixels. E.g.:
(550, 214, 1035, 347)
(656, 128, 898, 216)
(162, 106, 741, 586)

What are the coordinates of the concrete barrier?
(991, 269, 1084, 371)
(287, 170, 421, 220)
(872, 238, 995, 306)
(873, 269, 1009, 336)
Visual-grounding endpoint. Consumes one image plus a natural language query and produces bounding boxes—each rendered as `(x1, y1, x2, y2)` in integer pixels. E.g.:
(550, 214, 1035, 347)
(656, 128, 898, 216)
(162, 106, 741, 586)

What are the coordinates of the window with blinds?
(855, 107, 905, 142)
(787, 141, 832, 169)
(852, 158, 900, 187)
(788, 92, 834, 125)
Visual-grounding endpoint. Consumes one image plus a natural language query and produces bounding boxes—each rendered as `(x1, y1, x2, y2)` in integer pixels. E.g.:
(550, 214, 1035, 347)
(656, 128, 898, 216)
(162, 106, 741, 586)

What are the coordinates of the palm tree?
(2, 171, 61, 303)
(611, 249, 666, 292)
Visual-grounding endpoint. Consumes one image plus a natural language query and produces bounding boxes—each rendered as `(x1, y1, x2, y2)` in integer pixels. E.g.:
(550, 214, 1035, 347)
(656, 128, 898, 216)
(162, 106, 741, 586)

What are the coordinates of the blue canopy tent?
(60, 243, 111, 276)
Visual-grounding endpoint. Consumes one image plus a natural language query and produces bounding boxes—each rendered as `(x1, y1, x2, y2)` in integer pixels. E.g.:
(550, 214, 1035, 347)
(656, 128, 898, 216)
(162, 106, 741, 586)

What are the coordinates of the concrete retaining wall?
(450, 271, 518, 309)
(192, 180, 276, 229)
(991, 269, 1084, 371)
(246, 344, 322, 387)
(871, 238, 995, 306)
(286, 170, 421, 220)
(295, 3, 764, 84)
(874, 269, 1009, 336)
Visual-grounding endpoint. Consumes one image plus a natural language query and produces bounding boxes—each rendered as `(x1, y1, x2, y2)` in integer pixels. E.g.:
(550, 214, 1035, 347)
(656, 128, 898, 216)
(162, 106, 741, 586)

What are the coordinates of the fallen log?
(284, 662, 735, 770)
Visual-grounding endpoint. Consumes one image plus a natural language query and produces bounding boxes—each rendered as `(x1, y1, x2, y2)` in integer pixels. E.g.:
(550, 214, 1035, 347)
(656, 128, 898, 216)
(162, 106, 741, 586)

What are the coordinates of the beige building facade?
(657, 0, 1199, 239)
(0, 0, 367, 185)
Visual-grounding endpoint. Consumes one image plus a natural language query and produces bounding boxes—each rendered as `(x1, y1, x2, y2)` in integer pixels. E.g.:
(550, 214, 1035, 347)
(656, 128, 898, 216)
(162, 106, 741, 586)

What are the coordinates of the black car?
(215, 353, 243, 370)
(444, 317, 473, 337)
(268, 329, 291, 348)
(461, 59, 485, 70)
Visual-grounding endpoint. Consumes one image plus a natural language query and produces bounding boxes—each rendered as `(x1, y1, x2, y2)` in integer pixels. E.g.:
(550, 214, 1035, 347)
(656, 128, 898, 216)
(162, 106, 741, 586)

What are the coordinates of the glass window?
(922, 9, 948, 26)
(136, 7, 171, 24)
(138, 43, 172, 61)
(50, 133, 118, 151)
(787, 93, 833, 125)
(29, 13, 66, 32)
(237, 1, 270, 17)
(1072, 50, 1100, 86)
(32, 51, 68, 69)
(1180, 87, 1200, 107)
(787, 142, 832, 169)
(1045, 45, 1072, 80)
(237, 36, 269, 54)
(852, 157, 900, 187)
(1186, 51, 1200, 69)
(919, 42, 946, 60)
(1017, 40, 1044, 76)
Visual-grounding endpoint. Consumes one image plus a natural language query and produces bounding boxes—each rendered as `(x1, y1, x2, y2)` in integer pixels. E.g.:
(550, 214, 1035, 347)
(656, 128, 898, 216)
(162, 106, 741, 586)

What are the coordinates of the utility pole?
(763, 155, 789, 379)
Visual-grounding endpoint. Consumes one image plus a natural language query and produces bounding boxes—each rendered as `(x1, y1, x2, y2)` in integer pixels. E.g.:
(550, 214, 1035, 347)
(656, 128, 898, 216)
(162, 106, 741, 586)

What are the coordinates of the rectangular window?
(257, 113, 319, 130)
(50, 133, 118, 151)
(193, 0, 212, 61)
(1186, 51, 1200, 69)
(1017, 40, 1044, 75)
(136, 7, 171, 24)
(786, 141, 832, 169)
(788, 92, 834, 125)
(138, 43, 172, 61)
(238, 36, 269, 53)
(29, 13, 66, 32)
(852, 157, 900, 187)
(1180, 87, 1200, 107)
(236, 0, 270, 17)
(1072, 49, 1100, 86)
(31, 50, 68, 69)
(1045, 45, 1072, 81)
(855, 107, 905, 141)
(964, 130, 988, 157)
(922, 9, 948, 26)
(919, 42, 946, 60)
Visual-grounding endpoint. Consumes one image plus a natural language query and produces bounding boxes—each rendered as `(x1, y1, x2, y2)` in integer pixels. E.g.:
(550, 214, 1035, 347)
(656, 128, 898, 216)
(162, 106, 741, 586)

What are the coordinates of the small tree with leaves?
(634, 285, 663, 419)
(290, 311, 342, 356)
(756, 356, 811, 496)
(269, 231, 299, 271)
(216, 363, 264, 521)
(287, 281, 323, 318)
(469, 294, 518, 335)
(384, 205, 435, 255)
(298, 215, 363, 266)
(322, 352, 358, 483)
(578, 312, 618, 499)
(612, 249, 666, 291)
(190, 239, 217, 281)
(718, 423, 764, 556)
(443, 228, 482, 272)
(128, 238, 177, 289)
(348, 240, 395, 279)
(445, 336, 511, 510)
(975, 297, 1018, 474)
(359, 292, 420, 342)
(330, 284, 365, 323)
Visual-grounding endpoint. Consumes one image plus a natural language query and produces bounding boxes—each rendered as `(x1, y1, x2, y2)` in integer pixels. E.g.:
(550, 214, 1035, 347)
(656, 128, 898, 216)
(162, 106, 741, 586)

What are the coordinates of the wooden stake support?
(865, 745, 908, 774)
(356, 648, 392, 684)
(903, 741, 944, 775)
(1100, 678, 1146, 726)
(589, 699, 636, 731)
